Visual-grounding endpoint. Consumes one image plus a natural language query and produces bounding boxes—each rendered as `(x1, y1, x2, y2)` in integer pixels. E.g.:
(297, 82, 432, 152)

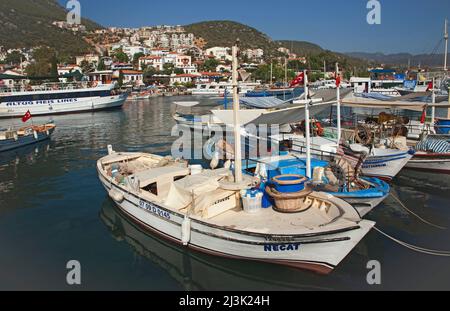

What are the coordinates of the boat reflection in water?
(0, 139, 52, 167)
(100, 200, 375, 291)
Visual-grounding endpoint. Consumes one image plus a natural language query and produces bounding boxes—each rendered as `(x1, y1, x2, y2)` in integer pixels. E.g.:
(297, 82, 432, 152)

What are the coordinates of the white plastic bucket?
(240, 190, 263, 214)
(189, 165, 203, 175)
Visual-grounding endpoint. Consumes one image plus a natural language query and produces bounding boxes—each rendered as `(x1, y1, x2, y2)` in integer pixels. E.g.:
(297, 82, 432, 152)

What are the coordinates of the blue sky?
(59, 0, 450, 54)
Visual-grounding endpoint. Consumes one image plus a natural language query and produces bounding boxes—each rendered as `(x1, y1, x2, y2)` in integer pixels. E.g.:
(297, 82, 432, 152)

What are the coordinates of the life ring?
(299, 120, 324, 137)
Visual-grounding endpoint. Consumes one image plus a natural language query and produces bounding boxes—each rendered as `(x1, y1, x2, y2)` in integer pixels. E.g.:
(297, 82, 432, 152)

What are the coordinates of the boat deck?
(204, 193, 360, 236)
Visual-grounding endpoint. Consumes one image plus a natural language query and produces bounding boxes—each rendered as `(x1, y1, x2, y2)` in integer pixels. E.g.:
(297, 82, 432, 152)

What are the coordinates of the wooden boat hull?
(97, 162, 375, 275)
(405, 153, 450, 174)
(361, 152, 414, 182)
(0, 126, 55, 152)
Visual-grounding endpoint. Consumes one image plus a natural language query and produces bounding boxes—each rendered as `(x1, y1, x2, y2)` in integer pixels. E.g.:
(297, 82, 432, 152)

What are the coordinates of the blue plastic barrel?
(436, 119, 450, 135)
(272, 175, 308, 193)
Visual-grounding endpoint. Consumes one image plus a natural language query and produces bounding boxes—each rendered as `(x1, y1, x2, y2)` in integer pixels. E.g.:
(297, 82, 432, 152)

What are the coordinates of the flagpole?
(232, 41, 243, 184)
(304, 70, 311, 179)
(431, 77, 436, 126)
(336, 63, 341, 145)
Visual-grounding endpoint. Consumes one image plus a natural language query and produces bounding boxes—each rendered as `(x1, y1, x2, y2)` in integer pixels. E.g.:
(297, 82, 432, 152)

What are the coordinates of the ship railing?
(0, 81, 103, 94)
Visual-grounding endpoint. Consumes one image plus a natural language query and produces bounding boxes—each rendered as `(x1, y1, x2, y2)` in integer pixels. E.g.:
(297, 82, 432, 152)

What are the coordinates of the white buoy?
(107, 145, 114, 155)
(210, 151, 220, 170)
(33, 130, 38, 140)
(108, 189, 124, 203)
(181, 217, 191, 245)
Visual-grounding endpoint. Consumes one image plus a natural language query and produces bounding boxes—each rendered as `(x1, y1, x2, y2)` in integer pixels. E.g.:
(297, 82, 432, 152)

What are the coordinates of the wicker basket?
(265, 186, 313, 213)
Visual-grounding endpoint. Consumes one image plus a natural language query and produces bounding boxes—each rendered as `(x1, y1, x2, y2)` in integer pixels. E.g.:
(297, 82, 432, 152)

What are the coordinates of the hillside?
(275, 40, 324, 55)
(185, 21, 280, 56)
(0, 0, 102, 57)
(347, 51, 449, 67)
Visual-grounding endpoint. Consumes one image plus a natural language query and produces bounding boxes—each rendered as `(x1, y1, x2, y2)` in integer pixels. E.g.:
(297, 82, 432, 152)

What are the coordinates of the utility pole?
(285, 57, 288, 86)
(270, 62, 273, 85)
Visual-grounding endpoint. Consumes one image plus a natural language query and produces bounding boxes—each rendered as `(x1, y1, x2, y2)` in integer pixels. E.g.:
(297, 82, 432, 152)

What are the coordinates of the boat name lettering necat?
(139, 200, 171, 220)
(264, 243, 301, 252)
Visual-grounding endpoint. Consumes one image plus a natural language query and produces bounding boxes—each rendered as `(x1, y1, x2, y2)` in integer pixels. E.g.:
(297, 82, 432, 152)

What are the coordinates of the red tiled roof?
(121, 70, 143, 75)
(174, 74, 199, 78)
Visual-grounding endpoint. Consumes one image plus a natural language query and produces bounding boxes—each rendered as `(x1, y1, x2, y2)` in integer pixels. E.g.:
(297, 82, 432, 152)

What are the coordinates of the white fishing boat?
(97, 45, 374, 274)
(405, 135, 450, 174)
(97, 150, 374, 274)
(285, 135, 413, 182)
(0, 82, 128, 118)
(190, 81, 259, 96)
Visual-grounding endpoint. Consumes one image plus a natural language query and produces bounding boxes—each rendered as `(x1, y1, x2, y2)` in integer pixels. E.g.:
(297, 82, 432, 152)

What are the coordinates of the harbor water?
(1, 97, 450, 290)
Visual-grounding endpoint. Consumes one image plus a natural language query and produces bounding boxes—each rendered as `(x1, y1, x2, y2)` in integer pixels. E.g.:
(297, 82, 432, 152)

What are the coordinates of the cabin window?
(143, 183, 158, 196)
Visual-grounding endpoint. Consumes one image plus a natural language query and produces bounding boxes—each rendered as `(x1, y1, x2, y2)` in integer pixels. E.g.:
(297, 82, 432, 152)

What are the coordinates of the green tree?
(174, 68, 185, 75)
(118, 71, 124, 87)
(132, 52, 145, 68)
(80, 60, 93, 73)
(5, 51, 25, 65)
(202, 58, 219, 72)
(25, 47, 56, 78)
(253, 64, 295, 84)
(162, 63, 175, 75)
(97, 58, 106, 71)
(113, 49, 129, 63)
(50, 53, 59, 82)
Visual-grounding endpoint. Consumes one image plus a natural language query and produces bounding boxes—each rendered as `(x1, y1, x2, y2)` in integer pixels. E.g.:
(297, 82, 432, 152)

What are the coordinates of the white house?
(76, 54, 100, 66)
(139, 56, 164, 71)
(205, 47, 232, 62)
(121, 70, 144, 86)
(176, 55, 192, 68)
(122, 46, 149, 59)
(169, 74, 198, 86)
(0, 69, 27, 88)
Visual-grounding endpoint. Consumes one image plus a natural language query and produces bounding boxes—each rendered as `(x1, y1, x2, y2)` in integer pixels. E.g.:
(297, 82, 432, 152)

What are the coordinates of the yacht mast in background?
(444, 18, 448, 71)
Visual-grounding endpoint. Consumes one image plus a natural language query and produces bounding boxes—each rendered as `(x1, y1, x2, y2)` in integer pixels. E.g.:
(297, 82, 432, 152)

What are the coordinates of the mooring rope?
(374, 227, 450, 257)
(389, 192, 447, 230)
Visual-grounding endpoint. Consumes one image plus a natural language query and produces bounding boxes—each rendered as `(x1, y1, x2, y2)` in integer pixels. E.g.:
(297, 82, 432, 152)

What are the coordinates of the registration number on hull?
(139, 200, 171, 220)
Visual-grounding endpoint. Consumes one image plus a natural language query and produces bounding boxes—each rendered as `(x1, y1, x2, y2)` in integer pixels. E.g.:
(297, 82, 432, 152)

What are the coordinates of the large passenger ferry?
(0, 82, 128, 118)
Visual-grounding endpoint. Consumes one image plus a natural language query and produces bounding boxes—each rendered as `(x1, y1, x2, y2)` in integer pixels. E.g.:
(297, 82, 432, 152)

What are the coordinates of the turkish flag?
(335, 74, 341, 87)
(290, 72, 305, 87)
(420, 107, 427, 124)
(22, 110, 32, 123)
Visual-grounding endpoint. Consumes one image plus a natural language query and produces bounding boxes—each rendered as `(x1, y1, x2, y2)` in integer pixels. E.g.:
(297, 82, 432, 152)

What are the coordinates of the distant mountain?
(185, 21, 368, 72)
(346, 51, 449, 68)
(0, 0, 102, 58)
(184, 20, 280, 56)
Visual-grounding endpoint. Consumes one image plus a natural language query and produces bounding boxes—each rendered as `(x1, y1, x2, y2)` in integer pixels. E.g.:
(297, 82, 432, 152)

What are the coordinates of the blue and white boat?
(242, 153, 390, 217)
(0, 82, 128, 118)
(0, 123, 56, 152)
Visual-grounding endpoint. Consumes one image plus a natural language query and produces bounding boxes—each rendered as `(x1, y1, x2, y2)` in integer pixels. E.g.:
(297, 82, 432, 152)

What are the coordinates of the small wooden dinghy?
(97, 147, 375, 274)
(0, 123, 56, 152)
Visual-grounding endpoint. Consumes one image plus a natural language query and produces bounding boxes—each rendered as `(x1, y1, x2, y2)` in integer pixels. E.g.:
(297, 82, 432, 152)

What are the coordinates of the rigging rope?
(389, 192, 447, 230)
(374, 227, 450, 257)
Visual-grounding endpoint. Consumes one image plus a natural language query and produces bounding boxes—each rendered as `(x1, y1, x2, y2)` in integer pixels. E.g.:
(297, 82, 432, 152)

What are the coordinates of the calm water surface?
(1, 97, 450, 291)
